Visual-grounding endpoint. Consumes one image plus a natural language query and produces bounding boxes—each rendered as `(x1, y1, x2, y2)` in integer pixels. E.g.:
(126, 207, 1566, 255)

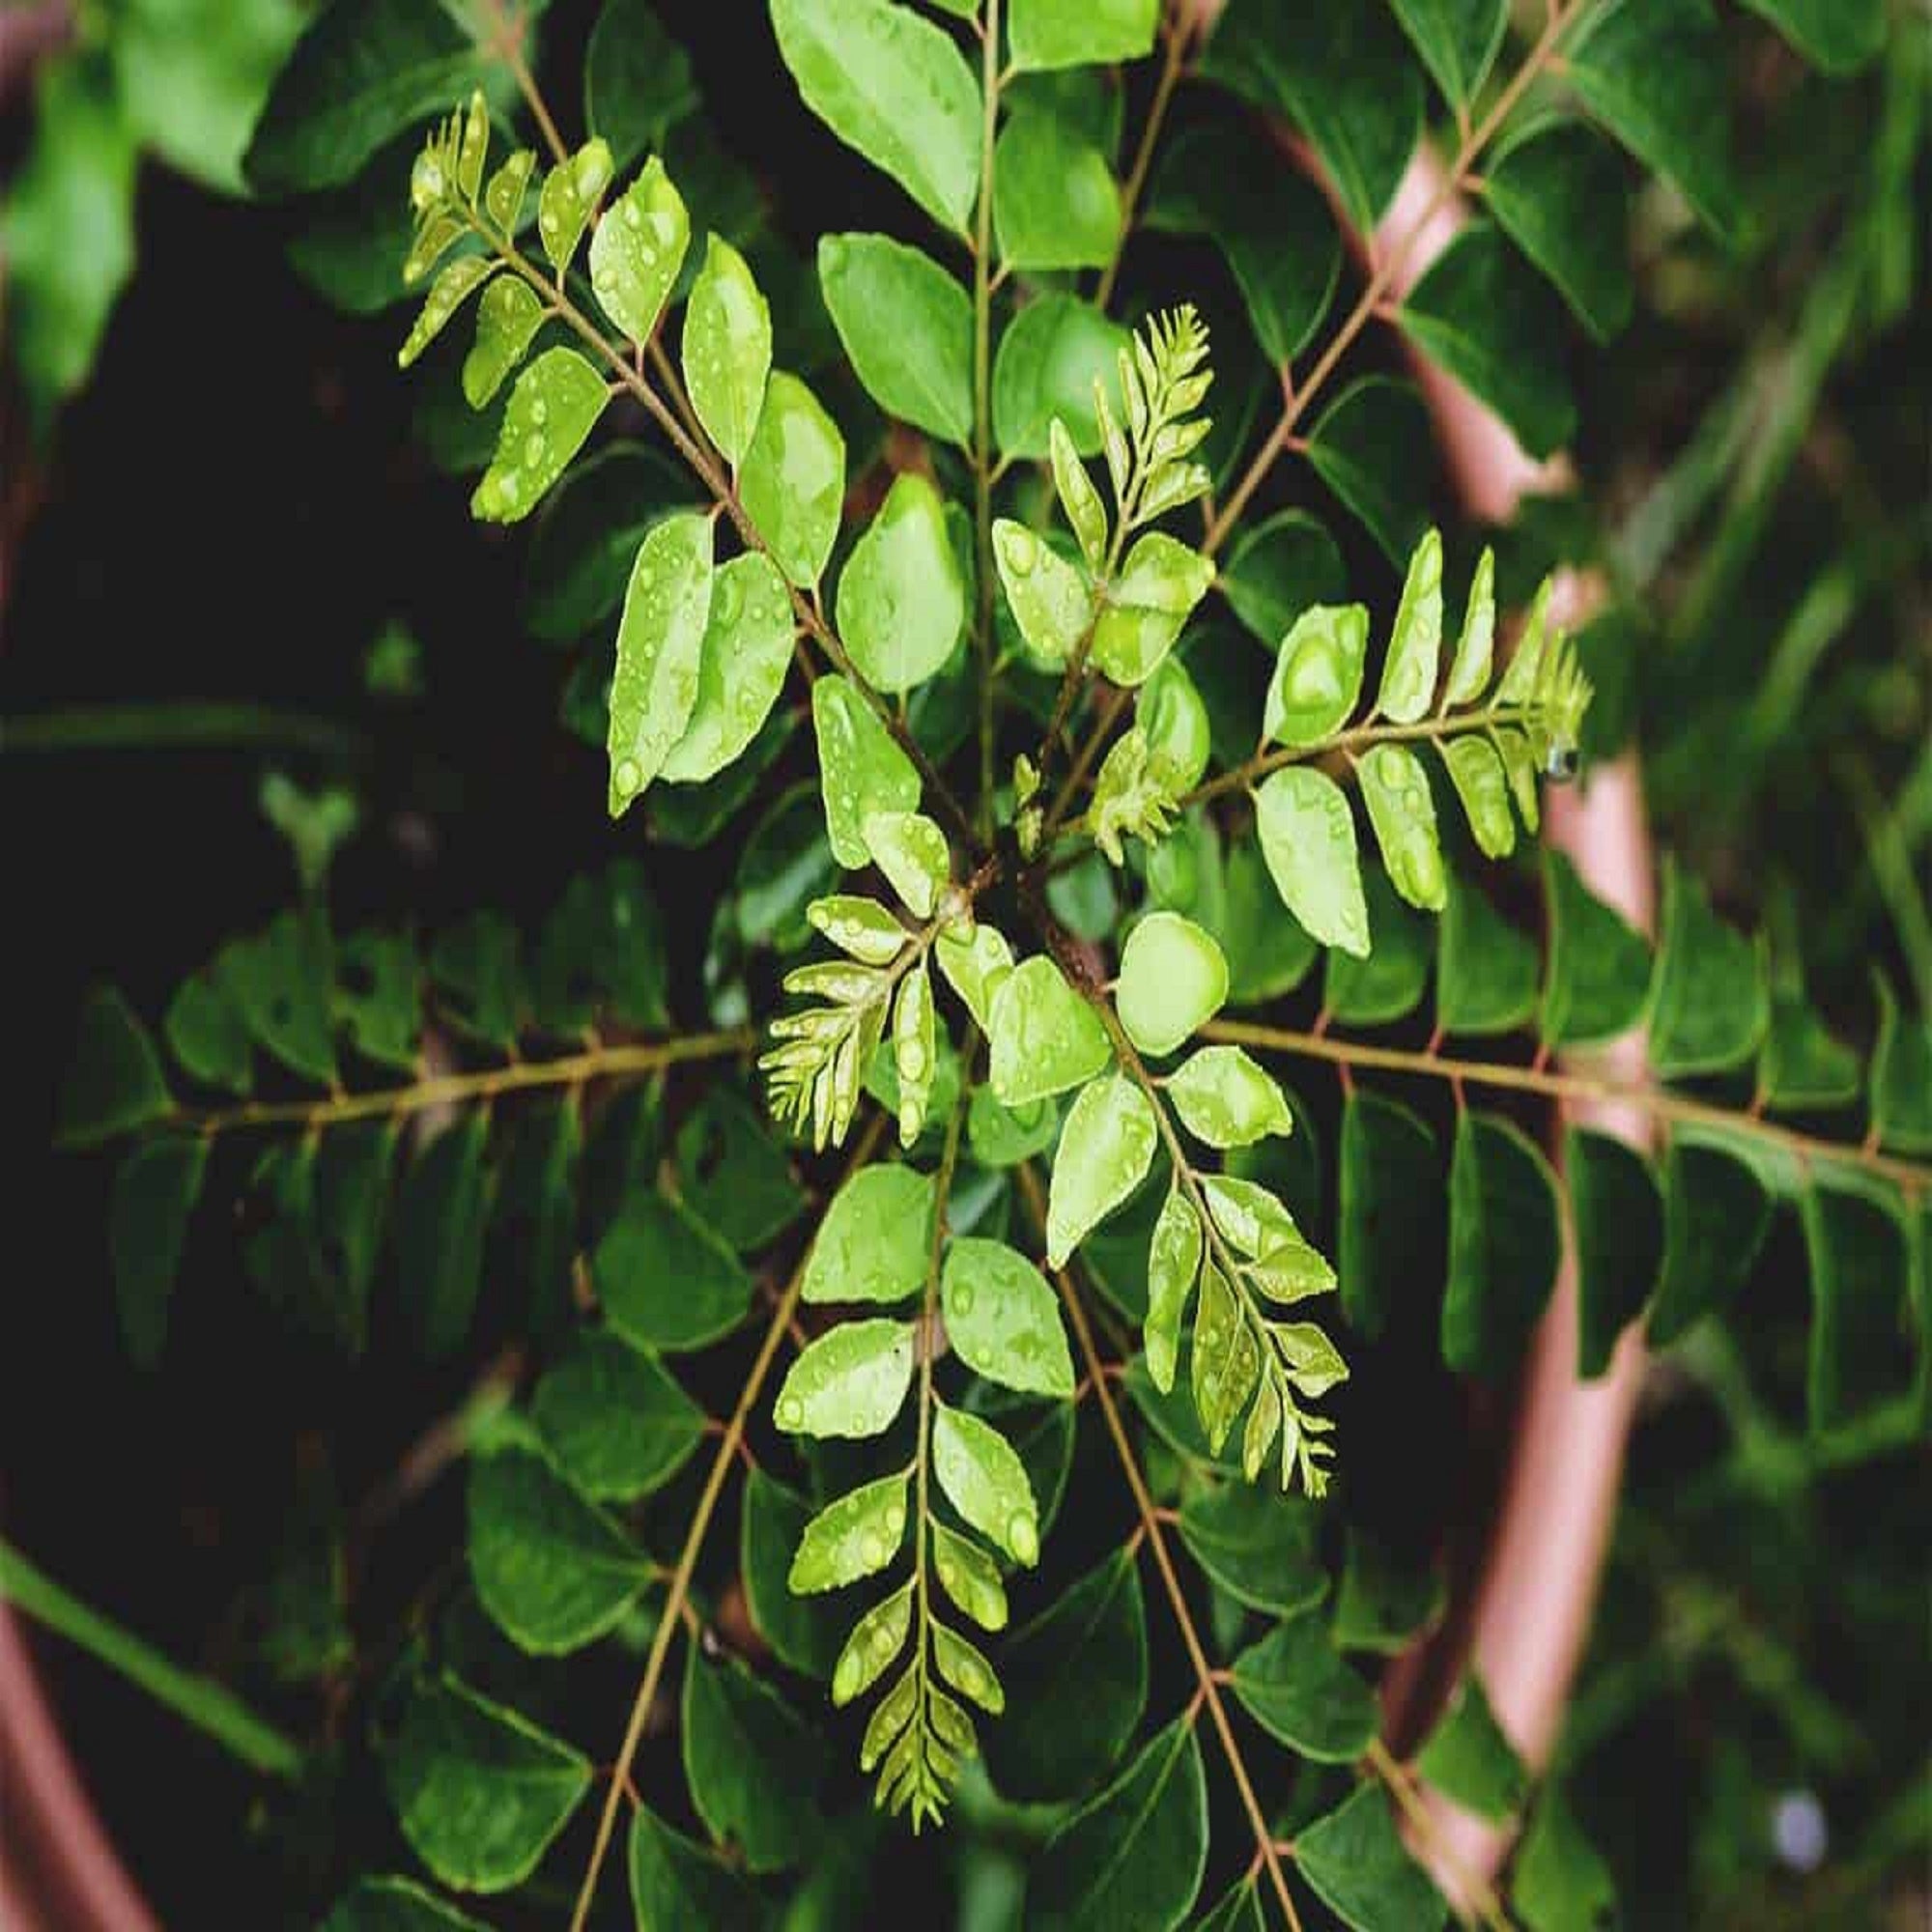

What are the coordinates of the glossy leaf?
(812, 674, 922, 868)
(607, 509, 716, 812)
(1167, 1046, 1291, 1149)
(1339, 1090, 1440, 1341)
(594, 1193, 753, 1351)
(1117, 913, 1228, 1058)
(1221, 512, 1347, 655)
(994, 522, 1092, 669)
(678, 237, 771, 469)
(535, 140, 614, 273)
(1255, 766, 1370, 957)
(1046, 1073, 1158, 1268)
(863, 810, 949, 919)
(590, 156, 689, 344)
(1358, 744, 1447, 913)
(817, 232, 972, 446)
(1178, 1481, 1325, 1616)
(1376, 528, 1443, 722)
(1264, 604, 1369, 747)
(396, 256, 493, 370)
(831, 1585, 913, 1708)
(1295, 1784, 1446, 1932)
(1566, 1127, 1662, 1378)
(1759, 986, 1861, 1111)
(774, 1318, 916, 1437)
(994, 111, 1119, 271)
(1009, 0, 1158, 71)
(531, 1330, 705, 1503)
(659, 552, 794, 783)
(932, 1402, 1039, 1566)
(1540, 850, 1652, 1047)
(682, 1647, 827, 1872)
(988, 957, 1111, 1108)
(740, 369, 845, 588)
(838, 473, 966, 693)
(1143, 1185, 1204, 1393)
(1191, 1261, 1261, 1453)
(471, 347, 609, 524)
(1442, 1111, 1563, 1378)
(788, 1471, 910, 1593)
(992, 296, 1129, 458)
(1091, 534, 1215, 687)
(1230, 1611, 1377, 1761)
(941, 1238, 1074, 1398)
(1440, 736, 1517, 859)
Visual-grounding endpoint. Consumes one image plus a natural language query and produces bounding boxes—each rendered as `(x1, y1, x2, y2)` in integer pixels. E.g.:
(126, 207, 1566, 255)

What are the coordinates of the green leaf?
(744, 1471, 845, 1674)
(1483, 118, 1634, 344)
(1339, 1090, 1440, 1342)
(1334, 1530, 1445, 1655)
(1648, 863, 1768, 1078)
(1255, 767, 1370, 957)
(109, 1135, 207, 1366)
(536, 140, 615, 274)
(1221, 511, 1348, 652)
(738, 781, 840, 952)
(983, 1548, 1147, 1804)
(58, 985, 171, 1149)
(384, 1676, 590, 1894)
(163, 962, 251, 1094)
(1871, 977, 1932, 1153)
(1439, 736, 1517, 860)
(1178, 1481, 1325, 1616)
(1567, 0, 1737, 239)
(1199, 0, 1422, 234)
(1388, 0, 1506, 108)
(1442, 1111, 1562, 1377)
(604, 509, 716, 811)
(1740, 0, 1885, 72)
(1514, 1787, 1619, 1932)
(771, 0, 981, 233)
(681, 235, 772, 468)
(1566, 1127, 1662, 1378)
(933, 1621, 1004, 1714)
(321, 1876, 491, 1932)
(590, 155, 690, 344)
(1009, 0, 1158, 71)
(1540, 851, 1652, 1048)
(816, 232, 973, 446)
(1759, 986, 1861, 1111)
(994, 110, 1119, 270)
(775, 1318, 916, 1437)
(988, 957, 1112, 1107)
(1436, 874, 1537, 1036)
(1140, 659, 1212, 791)
(1357, 744, 1447, 914)
(595, 1192, 753, 1350)
(1168, 1047, 1291, 1149)
(1046, 1073, 1158, 1268)
(1306, 377, 1435, 565)
(1400, 223, 1577, 460)
(1027, 1718, 1208, 1932)
(941, 1238, 1074, 1397)
(1376, 529, 1443, 723)
(1092, 535, 1216, 687)
(1295, 1784, 1446, 1932)
(426, 913, 525, 1049)
(628, 1805, 768, 1930)
(1440, 546, 1495, 709)
(1195, 1880, 1267, 1932)
(682, 1647, 827, 1872)
(467, 1444, 652, 1655)
(397, 1117, 487, 1359)
(585, 0, 697, 164)
(811, 674, 922, 869)
(1324, 865, 1433, 1025)
(1144, 1185, 1204, 1393)
(1052, 419, 1110, 570)
(676, 1085, 806, 1250)
(1118, 913, 1228, 1057)
(830, 1584, 914, 1707)
(1257, 596, 1369, 748)
(1646, 1140, 1774, 1345)
(863, 810, 950, 919)
(838, 474, 966, 693)
(993, 295, 1130, 458)
(802, 1163, 934, 1304)
(1802, 1181, 1915, 1435)
(932, 1402, 1040, 1566)
(788, 1471, 910, 1592)
(531, 1331, 705, 1502)
(227, 913, 337, 1086)
(740, 370, 846, 587)
(524, 441, 690, 642)
(397, 257, 495, 370)
(1191, 1261, 1262, 1454)
(471, 347, 610, 524)
(1230, 1610, 1378, 1761)
(333, 930, 418, 1072)
(994, 522, 1093, 670)
(1415, 1673, 1527, 1820)
(660, 552, 794, 784)
(932, 1519, 1009, 1632)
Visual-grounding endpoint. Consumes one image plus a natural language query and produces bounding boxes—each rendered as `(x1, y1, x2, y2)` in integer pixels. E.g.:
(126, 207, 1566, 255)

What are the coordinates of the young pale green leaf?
(461, 276, 544, 410)
(658, 551, 793, 784)
(1440, 546, 1496, 709)
(606, 509, 715, 812)
(397, 257, 493, 370)
(988, 956, 1111, 1107)
(994, 110, 1119, 270)
(109, 1135, 207, 1366)
(589, 156, 688, 344)
(740, 369, 844, 587)
(936, 923, 1015, 1035)
(775, 1318, 916, 1438)
(810, 895, 908, 966)
(771, 0, 981, 233)
(1144, 1185, 1203, 1393)
(933, 1622, 1004, 1714)
(1442, 1112, 1562, 1378)
(384, 1677, 590, 1894)
(1229, 1611, 1378, 1761)
(1295, 1784, 1446, 1932)
(483, 145, 535, 234)
(531, 1330, 705, 1503)
(1009, 0, 1158, 71)
(1646, 1139, 1774, 1345)
(1514, 1787, 1620, 1932)
(802, 1163, 934, 1305)
(1871, 977, 1932, 1153)
(941, 1237, 1075, 1398)
(1255, 766, 1370, 957)
(1091, 534, 1215, 687)
(1051, 419, 1108, 570)
(1648, 861, 1768, 1078)
(628, 1807, 766, 1931)
(831, 1583, 913, 1707)
(993, 295, 1129, 457)
(1264, 603, 1369, 747)
(471, 346, 608, 524)
(1415, 1673, 1528, 1821)
(1202, 1176, 1331, 1293)
(1357, 744, 1448, 913)
(1027, 1718, 1207, 1932)
(1177, 1481, 1325, 1616)
(1388, 0, 1507, 109)
(467, 1444, 652, 1655)
(1439, 736, 1516, 858)
(1139, 658, 1211, 790)
(1540, 850, 1653, 1047)
(1566, 1126, 1662, 1378)
(321, 1876, 490, 1932)
(1306, 375, 1435, 565)
(1046, 1073, 1157, 1267)
(932, 1520, 1009, 1633)
(1375, 527, 1443, 722)
(1437, 872, 1538, 1037)
(535, 139, 613, 273)
(1116, 912, 1227, 1057)
(788, 1471, 910, 1593)
(862, 810, 949, 919)
(932, 1402, 1039, 1566)
(993, 521, 1092, 670)
(1191, 1261, 1260, 1454)
(682, 1648, 826, 1873)
(1167, 1046, 1290, 1149)
(837, 473, 965, 693)
(816, 231, 972, 445)
(595, 1192, 753, 1351)
(811, 673, 922, 868)
(680, 235, 771, 467)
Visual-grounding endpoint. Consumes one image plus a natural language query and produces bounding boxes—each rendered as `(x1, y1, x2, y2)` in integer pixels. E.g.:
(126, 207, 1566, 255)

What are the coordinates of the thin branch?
(1368, 1739, 1517, 1932)
(1095, 2, 1195, 311)
(971, 0, 1004, 833)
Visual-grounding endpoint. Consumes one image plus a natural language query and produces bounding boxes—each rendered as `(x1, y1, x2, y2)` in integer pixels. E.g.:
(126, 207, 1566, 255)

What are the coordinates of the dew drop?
(860, 1530, 885, 1565)
(950, 1284, 974, 1316)
(778, 1395, 803, 1429)
(834, 1653, 859, 1703)
(614, 757, 641, 796)
(870, 1620, 896, 1656)
(1003, 528, 1037, 576)
(884, 1504, 906, 1538)
(1008, 1513, 1038, 1565)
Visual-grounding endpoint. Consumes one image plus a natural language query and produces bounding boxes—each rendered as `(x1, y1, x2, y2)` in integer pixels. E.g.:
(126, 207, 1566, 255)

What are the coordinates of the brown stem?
(1095, 2, 1196, 310)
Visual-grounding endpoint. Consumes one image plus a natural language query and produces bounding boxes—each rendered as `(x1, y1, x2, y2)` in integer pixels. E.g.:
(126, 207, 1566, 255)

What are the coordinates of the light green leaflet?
(1116, 912, 1227, 1057)
(932, 1520, 1008, 1630)
(1264, 605, 1369, 748)
(1357, 744, 1447, 912)
(1204, 1175, 1335, 1301)
(863, 810, 950, 919)
(463, 276, 545, 408)
(1440, 735, 1515, 859)
(681, 235, 771, 468)
(1145, 1185, 1203, 1393)
(1441, 545, 1495, 709)
(837, 473, 966, 693)
(1091, 534, 1215, 686)
(1192, 1262, 1260, 1453)
(810, 895, 907, 965)
(472, 347, 609, 524)
(536, 138, 613, 273)
(1254, 766, 1370, 957)
(933, 1624, 1004, 1714)
(775, 1319, 916, 1437)
(788, 1471, 910, 1592)
(832, 1585, 913, 1706)
(936, 924, 1015, 1034)
(802, 1163, 934, 1304)
(817, 232, 973, 446)
(1139, 658, 1211, 790)
(484, 148, 535, 234)
(988, 956, 1111, 1107)
(1375, 526, 1442, 723)
(892, 961, 935, 1145)
(398, 257, 493, 369)
(932, 1403, 1039, 1566)
(589, 156, 688, 344)
(994, 521, 1092, 669)
(1050, 419, 1108, 569)
(812, 674, 920, 868)
(1046, 1073, 1157, 1267)
(940, 1238, 1075, 1397)
(1009, 0, 1159, 71)
(1168, 1047, 1291, 1148)
(659, 553, 794, 784)
(994, 111, 1120, 271)
(740, 370, 844, 587)
(606, 510, 714, 814)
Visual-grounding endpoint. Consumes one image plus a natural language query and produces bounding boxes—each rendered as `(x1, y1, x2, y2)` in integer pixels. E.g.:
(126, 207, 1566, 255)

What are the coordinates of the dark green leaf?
(1513, 1787, 1619, 1932)
(1229, 1610, 1378, 1762)
(677, 1085, 807, 1251)
(1647, 863, 1767, 1079)
(994, 111, 1119, 271)
(1483, 118, 1634, 344)
(682, 1647, 827, 1872)
(1739, 0, 1884, 72)
(109, 1135, 207, 1366)
(1333, 1530, 1444, 1655)
(629, 1804, 769, 1929)
(492, 1097, 580, 1337)
(737, 781, 840, 952)
(1294, 1784, 1445, 1932)
(532, 1330, 704, 1502)
(1388, 0, 1506, 107)
(1436, 873, 1538, 1037)
(1194, 1879, 1267, 1932)
(1869, 977, 1932, 1153)
(230, 910, 338, 1087)
(1325, 866, 1433, 1025)
(428, 911, 526, 1049)
(1223, 838, 1320, 1008)
(1178, 1482, 1326, 1616)
(1442, 1111, 1562, 1377)
(1306, 377, 1435, 565)
(1217, 510, 1348, 652)
(595, 1192, 753, 1351)
(817, 232, 973, 446)
(335, 930, 419, 1072)
(1339, 1090, 1440, 1342)
(1646, 1139, 1773, 1345)
(586, 0, 698, 173)
(398, 1116, 488, 1360)
(1566, 1128, 1662, 1378)
(1802, 1180, 1917, 1436)
(58, 985, 171, 1150)
(992, 295, 1130, 459)
(1414, 1673, 1527, 1820)
(1539, 851, 1651, 1048)
(1759, 987, 1861, 1112)
(164, 963, 251, 1094)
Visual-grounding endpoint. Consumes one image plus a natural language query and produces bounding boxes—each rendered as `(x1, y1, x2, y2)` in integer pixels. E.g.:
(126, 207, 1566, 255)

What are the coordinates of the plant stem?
(1, 703, 366, 760)
(1367, 1738, 1517, 1932)
(1200, 0, 1582, 556)
(0, 1538, 303, 1780)
(180, 1028, 758, 1141)
(1014, 1165, 1304, 1932)
(972, 0, 1003, 835)
(1202, 1019, 1932, 1199)
(472, 0, 568, 169)
(568, 1115, 890, 1931)
(1095, 1, 1193, 311)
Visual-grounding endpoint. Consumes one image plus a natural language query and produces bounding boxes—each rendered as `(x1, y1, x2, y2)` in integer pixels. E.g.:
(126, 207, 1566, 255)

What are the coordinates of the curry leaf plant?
(40, 3, 1930, 1930)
